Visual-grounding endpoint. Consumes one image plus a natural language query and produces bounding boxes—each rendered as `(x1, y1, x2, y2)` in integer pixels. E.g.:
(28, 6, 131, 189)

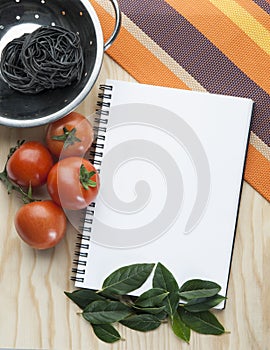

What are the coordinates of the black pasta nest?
(0, 25, 84, 94)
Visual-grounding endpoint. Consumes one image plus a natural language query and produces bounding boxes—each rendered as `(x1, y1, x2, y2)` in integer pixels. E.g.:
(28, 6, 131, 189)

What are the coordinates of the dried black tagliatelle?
(0, 25, 84, 94)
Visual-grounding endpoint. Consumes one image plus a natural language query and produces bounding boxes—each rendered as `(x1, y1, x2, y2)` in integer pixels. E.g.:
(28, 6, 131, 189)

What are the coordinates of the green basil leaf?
(152, 263, 180, 317)
(91, 324, 121, 343)
(98, 289, 127, 301)
(120, 314, 161, 332)
(184, 295, 226, 312)
(64, 289, 105, 309)
(179, 279, 221, 300)
(171, 309, 190, 343)
(101, 263, 155, 295)
(162, 292, 180, 317)
(83, 300, 132, 324)
(154, 310, 168, 320)
(180, 309, 225, 335)
(132, 305, 166, 315)
(135, 288, 169, 307)
(153, 263, 179, 292)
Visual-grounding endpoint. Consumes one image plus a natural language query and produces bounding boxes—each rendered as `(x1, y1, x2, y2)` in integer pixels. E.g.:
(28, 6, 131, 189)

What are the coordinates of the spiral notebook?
(72, 79, 253, 306)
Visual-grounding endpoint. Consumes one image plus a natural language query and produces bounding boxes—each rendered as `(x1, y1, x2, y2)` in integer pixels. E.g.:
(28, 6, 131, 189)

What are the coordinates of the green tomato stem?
(80, 164, 97, 190)
(51, 127, 81, 149)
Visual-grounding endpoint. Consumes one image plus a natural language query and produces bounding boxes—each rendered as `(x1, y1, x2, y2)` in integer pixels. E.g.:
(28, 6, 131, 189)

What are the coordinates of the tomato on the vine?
(45, 112, 94, 158)
(14, 200, 66, 249)
(47, 157, 99, 210)
(6, 141, 54, 188)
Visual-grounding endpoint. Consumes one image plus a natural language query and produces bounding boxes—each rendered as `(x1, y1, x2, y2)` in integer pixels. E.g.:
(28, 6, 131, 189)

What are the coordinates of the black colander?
(0, 0, 121, 127)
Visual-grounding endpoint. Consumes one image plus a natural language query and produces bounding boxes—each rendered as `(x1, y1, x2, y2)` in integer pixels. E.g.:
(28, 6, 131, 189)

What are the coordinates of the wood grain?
(0, 55, 269, 350)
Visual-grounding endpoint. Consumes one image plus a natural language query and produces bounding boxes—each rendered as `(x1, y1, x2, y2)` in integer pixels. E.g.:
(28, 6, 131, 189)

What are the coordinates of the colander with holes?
(0, 0, 121, 127)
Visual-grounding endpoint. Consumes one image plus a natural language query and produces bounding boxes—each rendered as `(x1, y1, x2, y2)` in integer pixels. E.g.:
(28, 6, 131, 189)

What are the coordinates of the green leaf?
(132, 305, 166, 315)
(152, 263, 180, 317)
(153, 263, 179, 294)
(91, 324, 121, 343)
(64, 289, 105, 309)
(97, 289, 119, 300)
(184, 295, 226, 312)
(83, 300, 132, 324)
(179, 279, 221, 300)
(179, 309, 225, 335)
(135, 288, 169, 307)
(171, 309, 190, 343)
(154, 310, 168, 320)
(120, 314, 161, 332)
(99, 290, 135, 303)
(100, 263, 155, 295)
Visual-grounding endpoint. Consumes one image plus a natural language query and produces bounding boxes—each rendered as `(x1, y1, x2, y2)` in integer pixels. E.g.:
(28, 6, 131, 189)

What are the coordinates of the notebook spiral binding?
(71, 84, 112, 283)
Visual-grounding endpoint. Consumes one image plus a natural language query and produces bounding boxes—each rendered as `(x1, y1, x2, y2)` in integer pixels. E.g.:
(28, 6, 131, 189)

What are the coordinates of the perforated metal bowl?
(0, 0, 121, 127)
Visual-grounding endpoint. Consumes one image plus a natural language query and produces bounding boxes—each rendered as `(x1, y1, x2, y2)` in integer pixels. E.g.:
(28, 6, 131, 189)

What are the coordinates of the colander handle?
(104, 0, 122, 51)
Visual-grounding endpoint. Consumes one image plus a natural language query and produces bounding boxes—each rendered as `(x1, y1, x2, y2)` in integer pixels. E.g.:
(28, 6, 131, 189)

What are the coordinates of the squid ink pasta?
(0, 26, 84, 94)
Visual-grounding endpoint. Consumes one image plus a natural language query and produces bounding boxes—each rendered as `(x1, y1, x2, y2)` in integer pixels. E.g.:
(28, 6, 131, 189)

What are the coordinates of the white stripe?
(250, 132, 270, 161)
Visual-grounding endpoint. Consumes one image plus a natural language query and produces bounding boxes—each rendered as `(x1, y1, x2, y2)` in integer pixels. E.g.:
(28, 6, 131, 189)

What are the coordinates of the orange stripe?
(166, 0, 270, 94)
(245, 144, 270, 201)
(91, 1, 190, 90)
(235, 0, 270, 31)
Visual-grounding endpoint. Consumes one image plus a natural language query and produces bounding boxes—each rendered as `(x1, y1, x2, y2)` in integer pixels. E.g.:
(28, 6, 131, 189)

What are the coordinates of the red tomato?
(45, 112, 94, 158)
(14, 200, 66, 249)
(6, 141, 53, 187)
(47, 157, 99, 210)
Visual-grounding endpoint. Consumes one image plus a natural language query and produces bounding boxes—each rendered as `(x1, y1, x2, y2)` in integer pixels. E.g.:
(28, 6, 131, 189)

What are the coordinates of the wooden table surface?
(0, 55, 269, 350)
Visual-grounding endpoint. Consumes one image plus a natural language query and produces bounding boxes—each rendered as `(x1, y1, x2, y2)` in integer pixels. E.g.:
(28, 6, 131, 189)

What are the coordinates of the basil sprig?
(65, 262, 227, 344)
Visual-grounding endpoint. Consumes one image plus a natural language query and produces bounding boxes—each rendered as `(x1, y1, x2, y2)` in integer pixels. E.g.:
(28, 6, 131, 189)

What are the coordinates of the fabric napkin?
(91, 0, 270, 202)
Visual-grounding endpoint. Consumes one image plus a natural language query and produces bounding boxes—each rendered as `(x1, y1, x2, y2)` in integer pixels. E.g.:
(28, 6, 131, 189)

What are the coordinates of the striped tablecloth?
(92, 0, 270, 202)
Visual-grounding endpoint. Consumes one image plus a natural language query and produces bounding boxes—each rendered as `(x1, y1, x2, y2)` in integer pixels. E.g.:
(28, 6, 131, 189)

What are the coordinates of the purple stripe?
(252, 0, 270, 14)
(118, 0, 270, 145)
